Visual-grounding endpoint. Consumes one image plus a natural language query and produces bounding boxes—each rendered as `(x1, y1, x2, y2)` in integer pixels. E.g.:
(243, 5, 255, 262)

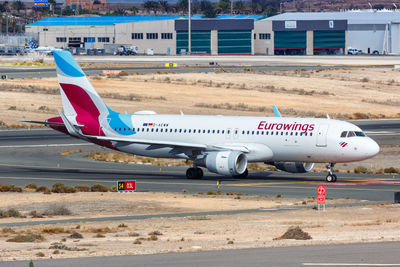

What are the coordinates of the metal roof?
(28, 15, 264, 26)
(265, 11, 400, 24)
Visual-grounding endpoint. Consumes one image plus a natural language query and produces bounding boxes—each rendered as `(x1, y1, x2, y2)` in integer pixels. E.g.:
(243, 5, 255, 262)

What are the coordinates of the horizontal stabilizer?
(19, 120, 65, 127)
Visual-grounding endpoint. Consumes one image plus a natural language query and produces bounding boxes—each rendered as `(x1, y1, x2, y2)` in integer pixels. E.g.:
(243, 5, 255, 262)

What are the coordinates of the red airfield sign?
(317, 186, 326, 204)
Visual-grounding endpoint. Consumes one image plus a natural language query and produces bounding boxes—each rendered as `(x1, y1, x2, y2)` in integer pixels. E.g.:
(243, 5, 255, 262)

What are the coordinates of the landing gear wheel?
(233, 168, 248, 179)
(186, 167, 203, 179)
(326, 174, 337, 183)
(186, 168, 196, 179)
(325, 163, 337, 183)
(195, 168, 203, 179)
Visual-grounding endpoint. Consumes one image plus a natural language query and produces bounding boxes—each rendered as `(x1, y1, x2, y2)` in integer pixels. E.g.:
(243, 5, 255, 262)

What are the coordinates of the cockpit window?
(355, 131, 366, 137)
(347, 131, 355, 137)
(340, 131, 347, 138)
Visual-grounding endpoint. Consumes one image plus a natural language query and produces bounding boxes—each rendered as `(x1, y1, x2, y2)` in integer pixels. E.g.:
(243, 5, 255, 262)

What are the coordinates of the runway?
(0, 119, 399, 202)
(3, 242, 400, 267)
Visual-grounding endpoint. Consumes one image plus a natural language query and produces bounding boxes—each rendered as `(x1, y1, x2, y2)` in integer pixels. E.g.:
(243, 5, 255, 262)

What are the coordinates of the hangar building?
(25, 15, 261, 55)
(254, 11, 400, 55)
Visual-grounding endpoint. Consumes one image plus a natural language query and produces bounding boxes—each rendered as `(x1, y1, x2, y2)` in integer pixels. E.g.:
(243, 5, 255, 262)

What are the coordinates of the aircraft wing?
(86, 135, 253, 153)
(87, 135, 207, 149)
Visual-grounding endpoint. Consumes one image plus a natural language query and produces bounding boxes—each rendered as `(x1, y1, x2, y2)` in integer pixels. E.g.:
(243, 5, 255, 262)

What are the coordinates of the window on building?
(254, 33, 256, 39)
(68, 37, 81, 42)
(43, 28, 48, 31)
(259, 33, 271, 40)
(56, 37, 66, 42)
(84, 37, 95, 43)
(97, 37, 110, 42)
(161, 33, 173, 39)
(132, 33, 143, 39)
(146, 33, 158, 39)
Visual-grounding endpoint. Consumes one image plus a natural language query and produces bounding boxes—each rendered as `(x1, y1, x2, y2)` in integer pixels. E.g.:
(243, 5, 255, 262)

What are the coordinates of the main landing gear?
(186, 167, 203, 179)
(325, 163, 337, 183)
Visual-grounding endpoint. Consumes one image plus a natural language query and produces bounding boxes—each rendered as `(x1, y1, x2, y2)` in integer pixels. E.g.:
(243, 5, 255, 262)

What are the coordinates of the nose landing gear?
(325, 163, 337, 182)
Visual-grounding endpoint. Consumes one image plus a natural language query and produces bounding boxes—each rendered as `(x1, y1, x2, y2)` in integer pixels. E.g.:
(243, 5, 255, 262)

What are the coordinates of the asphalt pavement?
(3, 242, 400, 267)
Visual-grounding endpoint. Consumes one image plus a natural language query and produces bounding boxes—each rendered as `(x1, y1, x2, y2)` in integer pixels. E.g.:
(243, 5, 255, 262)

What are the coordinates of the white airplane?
(32, 46, 62, 55)
(23, 51, 380, 182)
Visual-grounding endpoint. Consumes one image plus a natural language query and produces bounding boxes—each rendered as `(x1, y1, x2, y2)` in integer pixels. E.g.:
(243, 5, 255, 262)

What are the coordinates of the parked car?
(117, 45, 138, 55)
(348, 48, 359, 55)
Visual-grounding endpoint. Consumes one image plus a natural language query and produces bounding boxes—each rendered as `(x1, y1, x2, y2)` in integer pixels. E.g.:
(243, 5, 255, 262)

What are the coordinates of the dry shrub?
(88, 227, 112, 233)
(74, 184, 90, 192)
(52, 183, 76, 193)
(69, 232, 83, 239)
(384, 167, 400, 174)
(94, 233, 105, 238)
(24, 183, 37, 190)
(274, 226, 312, 240)
(128, 232, 140, 237)
(0, 184, 22, 192)
(61, 149, 82, 156)
(118, 223, 128, 228)
(90, 184, 109, 192)
(2, 227, 15, 234)
(133, 239, 142, 244)
(7, 233, 45, 242)
(36, 185, 50, 194)
(29, 210, 43, 218)
(42, 227, 66, 234)
(43, 204, 72, 216)
(354, 166, 368, 174)
(148, 235, 158, 241)
(148, 230, 162, 236)
(0, 208, 23, 218)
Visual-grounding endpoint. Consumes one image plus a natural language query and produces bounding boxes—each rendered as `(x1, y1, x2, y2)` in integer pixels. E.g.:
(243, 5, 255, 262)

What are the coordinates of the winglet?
(272, 105, 281, 117)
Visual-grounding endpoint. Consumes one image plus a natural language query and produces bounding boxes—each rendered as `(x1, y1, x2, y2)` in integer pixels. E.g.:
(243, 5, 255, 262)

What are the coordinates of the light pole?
(188, 0, 191, 55)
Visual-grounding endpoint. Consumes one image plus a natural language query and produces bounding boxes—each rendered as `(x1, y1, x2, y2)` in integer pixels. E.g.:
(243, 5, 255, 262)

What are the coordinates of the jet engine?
(203, 151, 247, 176)
(271, 162, 314, 173)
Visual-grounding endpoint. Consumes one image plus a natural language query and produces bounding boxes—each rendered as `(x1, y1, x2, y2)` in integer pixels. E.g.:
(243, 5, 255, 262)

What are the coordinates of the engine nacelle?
(203, 151, 247, 176)
(272, 162, 314, 173)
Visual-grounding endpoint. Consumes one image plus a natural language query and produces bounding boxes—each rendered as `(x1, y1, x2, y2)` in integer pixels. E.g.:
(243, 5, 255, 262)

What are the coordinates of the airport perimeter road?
(0, 122, 399, 202)
(3, 242, 400, 267)
(2, 54, 400, 66)
(0, 64, 378, 79)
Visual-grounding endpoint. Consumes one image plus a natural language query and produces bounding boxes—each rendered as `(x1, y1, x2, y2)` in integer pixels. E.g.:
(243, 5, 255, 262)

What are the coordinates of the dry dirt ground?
(1, 67, 400, 127)
(0, 192, 399, 261)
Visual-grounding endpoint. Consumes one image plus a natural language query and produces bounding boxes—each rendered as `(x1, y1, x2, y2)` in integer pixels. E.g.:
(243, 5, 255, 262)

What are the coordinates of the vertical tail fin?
(53, 50, 108, 135)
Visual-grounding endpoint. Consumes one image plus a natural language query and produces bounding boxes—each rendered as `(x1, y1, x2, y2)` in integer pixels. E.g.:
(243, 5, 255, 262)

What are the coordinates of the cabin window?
(217, 130, 220, 134)
(341, 131, 347, 138)
(222, 130, 225, 134)
(256, 131, 259, 135)
(179, 129, 182, 133)
(310, 133, 313, 136)
(184, 129, 187, 133)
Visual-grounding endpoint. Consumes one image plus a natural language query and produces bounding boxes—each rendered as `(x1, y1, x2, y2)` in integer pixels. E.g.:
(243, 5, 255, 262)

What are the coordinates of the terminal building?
(25, 11, 400, 55)
(25, 15, 261, 55)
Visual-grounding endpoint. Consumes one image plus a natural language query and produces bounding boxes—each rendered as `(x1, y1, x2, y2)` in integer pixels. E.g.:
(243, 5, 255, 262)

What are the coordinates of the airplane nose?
(366, 139, 380, 158)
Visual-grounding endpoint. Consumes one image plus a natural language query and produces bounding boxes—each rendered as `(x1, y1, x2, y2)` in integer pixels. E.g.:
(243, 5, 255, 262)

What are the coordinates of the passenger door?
(316, 124, 329, 147)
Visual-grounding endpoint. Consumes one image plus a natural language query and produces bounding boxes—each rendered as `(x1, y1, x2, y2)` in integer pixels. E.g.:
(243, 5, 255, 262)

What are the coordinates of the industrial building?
(25, 15, 261, 55)
(256, 11, 400, 55)
(25, 11, 400, 56)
